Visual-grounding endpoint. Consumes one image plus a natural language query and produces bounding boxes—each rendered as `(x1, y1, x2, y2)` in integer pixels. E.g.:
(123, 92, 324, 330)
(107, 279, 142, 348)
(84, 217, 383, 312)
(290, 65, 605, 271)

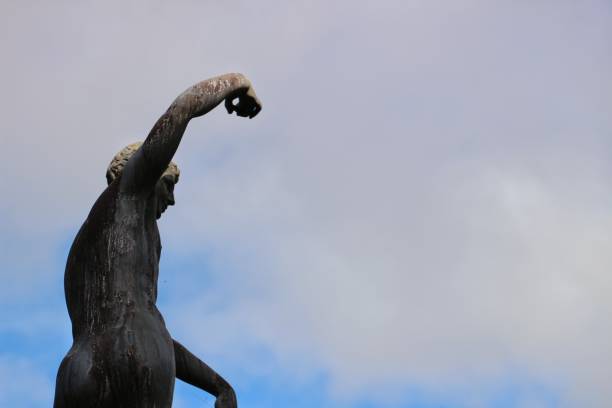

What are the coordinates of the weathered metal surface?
(53, 74, 261, 408)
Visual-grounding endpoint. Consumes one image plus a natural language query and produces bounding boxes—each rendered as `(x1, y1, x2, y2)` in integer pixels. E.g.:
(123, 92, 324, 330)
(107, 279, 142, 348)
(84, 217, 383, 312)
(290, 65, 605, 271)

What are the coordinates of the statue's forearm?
(171, 73, 251, 120)
(173, 339, 235, 400)
(144, 73, 250, 164)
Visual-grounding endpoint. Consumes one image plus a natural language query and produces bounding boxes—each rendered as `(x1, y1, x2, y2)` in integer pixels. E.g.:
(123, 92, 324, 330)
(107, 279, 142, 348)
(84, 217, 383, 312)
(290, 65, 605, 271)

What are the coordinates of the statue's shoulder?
(64, 182, 119, 267)
(87, 181, 122, 225)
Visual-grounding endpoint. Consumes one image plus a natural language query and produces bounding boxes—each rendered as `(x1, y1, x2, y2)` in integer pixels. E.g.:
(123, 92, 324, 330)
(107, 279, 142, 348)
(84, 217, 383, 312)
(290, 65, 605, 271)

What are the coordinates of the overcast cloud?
(1, 0, 611, 407)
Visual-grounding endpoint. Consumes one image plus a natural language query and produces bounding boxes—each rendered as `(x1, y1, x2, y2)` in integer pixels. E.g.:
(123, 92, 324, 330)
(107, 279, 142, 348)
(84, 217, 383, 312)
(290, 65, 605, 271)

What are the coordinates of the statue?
(53, 74, 262, 408)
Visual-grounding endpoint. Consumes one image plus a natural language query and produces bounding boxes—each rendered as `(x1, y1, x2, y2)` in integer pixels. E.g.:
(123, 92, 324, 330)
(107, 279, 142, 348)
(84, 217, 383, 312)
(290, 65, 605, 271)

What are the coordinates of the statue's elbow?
(217, 376, 235, 399)
(169, 93, 195, 121)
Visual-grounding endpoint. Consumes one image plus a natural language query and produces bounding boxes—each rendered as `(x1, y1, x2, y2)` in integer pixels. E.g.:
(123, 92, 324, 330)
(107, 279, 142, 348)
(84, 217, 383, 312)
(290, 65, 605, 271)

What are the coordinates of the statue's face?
(154, 174, 177, 219)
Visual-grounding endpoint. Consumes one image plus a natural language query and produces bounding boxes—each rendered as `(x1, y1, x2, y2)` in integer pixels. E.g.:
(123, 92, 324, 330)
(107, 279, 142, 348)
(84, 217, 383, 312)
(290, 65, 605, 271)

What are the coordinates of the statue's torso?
(66, 181, 164, 333)
(56, 181, 175, 407)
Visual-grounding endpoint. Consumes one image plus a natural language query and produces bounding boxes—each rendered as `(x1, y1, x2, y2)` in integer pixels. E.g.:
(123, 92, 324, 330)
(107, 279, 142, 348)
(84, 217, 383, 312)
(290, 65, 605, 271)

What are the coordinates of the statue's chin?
(156, 203, 168, 219)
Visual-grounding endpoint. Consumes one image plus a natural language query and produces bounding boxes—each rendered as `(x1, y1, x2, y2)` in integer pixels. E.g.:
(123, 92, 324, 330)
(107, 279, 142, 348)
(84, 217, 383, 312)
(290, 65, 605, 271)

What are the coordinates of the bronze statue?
(53, 74, 262, 408)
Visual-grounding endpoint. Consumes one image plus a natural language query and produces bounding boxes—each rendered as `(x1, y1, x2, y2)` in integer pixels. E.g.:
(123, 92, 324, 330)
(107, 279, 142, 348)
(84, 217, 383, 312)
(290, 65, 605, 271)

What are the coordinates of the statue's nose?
(168, 192, 175, 206)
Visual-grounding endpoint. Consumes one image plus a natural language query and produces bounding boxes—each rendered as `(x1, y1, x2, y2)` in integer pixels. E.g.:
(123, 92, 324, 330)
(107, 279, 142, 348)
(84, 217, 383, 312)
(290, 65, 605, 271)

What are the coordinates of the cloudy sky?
(1, 1, 611, 407)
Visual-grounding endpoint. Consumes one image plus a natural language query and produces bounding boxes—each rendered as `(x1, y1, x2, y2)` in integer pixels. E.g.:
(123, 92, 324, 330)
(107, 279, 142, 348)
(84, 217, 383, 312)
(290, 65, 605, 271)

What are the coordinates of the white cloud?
(2, 0, 612, 406)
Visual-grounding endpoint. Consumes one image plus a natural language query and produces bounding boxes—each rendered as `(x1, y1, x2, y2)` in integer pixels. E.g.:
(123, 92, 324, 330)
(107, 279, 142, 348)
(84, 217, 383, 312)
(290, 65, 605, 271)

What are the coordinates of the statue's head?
(106, 142, 180, 219)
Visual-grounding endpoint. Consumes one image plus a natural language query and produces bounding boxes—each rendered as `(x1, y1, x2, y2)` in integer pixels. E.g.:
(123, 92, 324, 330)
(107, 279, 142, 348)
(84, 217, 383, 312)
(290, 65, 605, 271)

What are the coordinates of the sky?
(1, 0, 611, 407)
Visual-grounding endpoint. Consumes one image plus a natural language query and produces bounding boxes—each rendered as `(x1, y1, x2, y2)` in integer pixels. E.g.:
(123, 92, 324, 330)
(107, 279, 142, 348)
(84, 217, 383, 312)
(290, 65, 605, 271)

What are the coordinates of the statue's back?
(54, 181, 176, 408)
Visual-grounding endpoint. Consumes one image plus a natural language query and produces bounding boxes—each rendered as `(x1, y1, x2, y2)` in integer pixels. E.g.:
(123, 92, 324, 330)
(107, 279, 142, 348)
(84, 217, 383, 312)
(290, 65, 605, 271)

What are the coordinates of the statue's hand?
(214, 387, 237, 408)
(225, 82, 262, 119)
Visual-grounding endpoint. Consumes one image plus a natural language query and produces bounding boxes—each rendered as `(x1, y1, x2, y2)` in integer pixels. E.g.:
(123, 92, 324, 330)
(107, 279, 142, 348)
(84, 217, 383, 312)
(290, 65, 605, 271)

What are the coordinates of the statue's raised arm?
(120, 73, 262, 193)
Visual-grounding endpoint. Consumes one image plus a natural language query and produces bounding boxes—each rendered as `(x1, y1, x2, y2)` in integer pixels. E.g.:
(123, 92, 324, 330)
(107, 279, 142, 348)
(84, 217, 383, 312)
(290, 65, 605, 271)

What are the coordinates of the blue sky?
(1, 1, 611, 407)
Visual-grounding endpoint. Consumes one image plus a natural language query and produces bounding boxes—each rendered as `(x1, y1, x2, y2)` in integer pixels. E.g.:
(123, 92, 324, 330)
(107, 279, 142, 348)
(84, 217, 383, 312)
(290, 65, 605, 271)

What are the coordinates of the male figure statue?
(53, 74, 262, 408)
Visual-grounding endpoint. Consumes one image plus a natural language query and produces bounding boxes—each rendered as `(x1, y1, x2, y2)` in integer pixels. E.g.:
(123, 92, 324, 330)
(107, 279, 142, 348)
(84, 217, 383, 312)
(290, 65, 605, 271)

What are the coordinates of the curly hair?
(105, 142, 180, 185)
